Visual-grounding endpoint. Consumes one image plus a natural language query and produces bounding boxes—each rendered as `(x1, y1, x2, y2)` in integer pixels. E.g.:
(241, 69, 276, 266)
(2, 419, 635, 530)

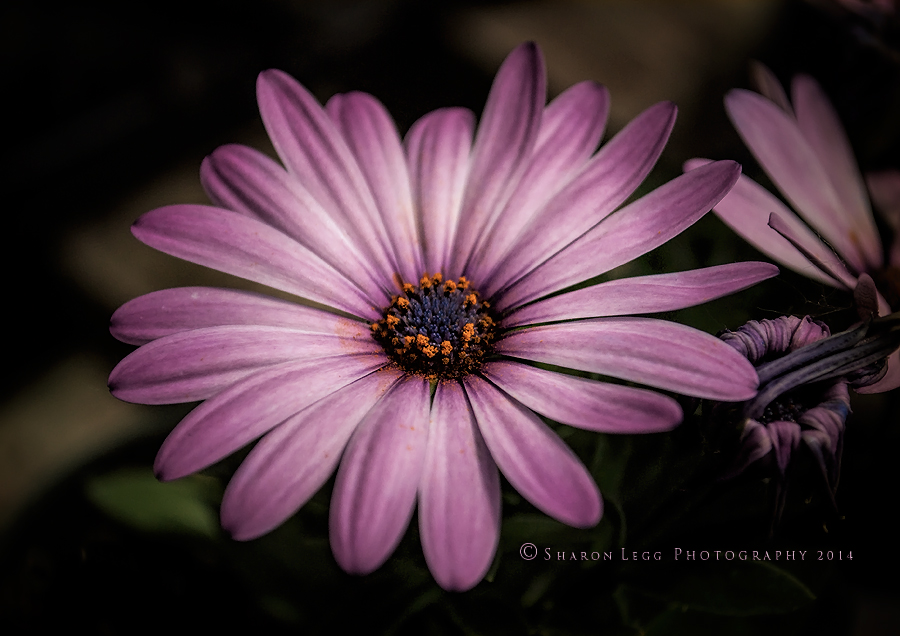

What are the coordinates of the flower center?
(370, 273, 497, 380)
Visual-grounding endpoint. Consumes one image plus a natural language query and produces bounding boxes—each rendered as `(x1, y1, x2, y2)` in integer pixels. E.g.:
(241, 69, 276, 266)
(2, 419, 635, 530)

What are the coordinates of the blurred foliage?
(84, 468, 221, 538)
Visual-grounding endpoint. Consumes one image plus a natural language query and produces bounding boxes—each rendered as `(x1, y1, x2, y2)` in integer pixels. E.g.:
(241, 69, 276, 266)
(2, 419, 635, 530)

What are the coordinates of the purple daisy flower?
(719, 316, 850, 494)
(715, 311, 899, 523)
(109, 43, 772, 591)
(686, 63, 900, 392)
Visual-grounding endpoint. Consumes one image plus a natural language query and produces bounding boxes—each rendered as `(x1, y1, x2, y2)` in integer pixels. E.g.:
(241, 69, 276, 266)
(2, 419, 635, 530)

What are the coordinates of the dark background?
(1, 0, 899, 633)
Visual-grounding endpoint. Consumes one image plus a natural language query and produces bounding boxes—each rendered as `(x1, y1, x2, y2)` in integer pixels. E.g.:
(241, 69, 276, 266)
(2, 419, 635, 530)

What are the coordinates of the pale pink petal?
(496, 318, 759, 401)
(405, 107, 474, 275)
(328, 92, 424, 282)
(110, 287, 369, 345)
(200, 144, 390, 300)
(463, 375, 601, 528)
(256, 69, 399, 279)
(109, 326, 382, 404)
(504, 262, 778, 327)
(154, 355, 387, 480)
(482, 361, 681, 433)
(792, 75, 882, 270)
(330, 375, 430, 574)
(132, 205, 380, 320)
(448, 42, 545, 278)
(749, 61, 793, 114)
(483, 101, 676, 298)
(466, 81, 611, 282)
(495, 160, 740, 312)
(418, 380, 500, 591)
(686, 159, 846, 287)
(725, 89, 867, 272)
(221, 368, 404, 541)
(767, 213, 858, 289)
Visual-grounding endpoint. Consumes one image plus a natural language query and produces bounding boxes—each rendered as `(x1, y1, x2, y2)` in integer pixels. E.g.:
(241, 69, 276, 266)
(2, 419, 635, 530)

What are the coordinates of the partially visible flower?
(719, 316, 849, 502)
(686, 64, 900, 392)
(109, 43, 772, 591)
(716, 312, 899, 519)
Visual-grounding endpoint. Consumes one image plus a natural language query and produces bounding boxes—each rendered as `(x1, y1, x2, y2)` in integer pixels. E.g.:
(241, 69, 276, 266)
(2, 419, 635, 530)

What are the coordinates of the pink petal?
(767, 213, 858, 289)
(466, 81, 611, 282)
(448, 42, 545, 278)
(496, 317, 759, 401)
(108, 325, 381, 404)
(686, 159, 846, 287)
(749, 61, 793, 114)
(405, 107, 475, 275)
(483, 101, 676, 298)
(328, 92, 424, 283)
(256, 69, 399, 280)
(330, 375, 430, 574)
(725, 88, 867, 273)
(496, 160, 740, 312)
(132, 204, 380, 320)
(221, 367, 404, 541)
(154, 355, 387, 481)
(418, 380, 501, 591)
(768, 420, 801, 476)
(200, 144, 390, 301)
(482, 361, 682, 433)
(463, 375, 601, 528)
(792, 75, 882, 270)
(505, 262, 778, 327)
(110, 287, 369, 346)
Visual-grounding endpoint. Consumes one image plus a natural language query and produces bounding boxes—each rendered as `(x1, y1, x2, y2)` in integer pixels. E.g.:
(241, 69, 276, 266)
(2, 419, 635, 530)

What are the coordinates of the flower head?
(686, 64, 900, 392)
(719, 316, 850, 491)
(716, 312, 899, 520)
(109, 43, 771, 591)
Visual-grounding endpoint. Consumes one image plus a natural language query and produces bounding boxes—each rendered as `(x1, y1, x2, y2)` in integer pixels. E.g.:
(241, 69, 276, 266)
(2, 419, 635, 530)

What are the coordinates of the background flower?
(719, 317, 850, 506)
(686, 64, 900, 392)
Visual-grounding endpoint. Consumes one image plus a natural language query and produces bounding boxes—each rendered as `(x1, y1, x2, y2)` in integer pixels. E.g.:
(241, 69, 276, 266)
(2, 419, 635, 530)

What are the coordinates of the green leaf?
(85, 467, 220, 538)
(499, 513, 574, 546)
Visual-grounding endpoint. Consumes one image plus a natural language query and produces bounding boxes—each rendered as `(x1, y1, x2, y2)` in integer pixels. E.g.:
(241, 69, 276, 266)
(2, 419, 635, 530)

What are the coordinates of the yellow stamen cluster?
(370, 273, 497, 380)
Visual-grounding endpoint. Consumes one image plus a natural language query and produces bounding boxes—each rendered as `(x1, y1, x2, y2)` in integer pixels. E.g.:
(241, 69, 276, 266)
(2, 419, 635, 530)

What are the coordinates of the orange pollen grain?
(386, 315, 399, 328)
(396, 297, 409, 310)
(416, 334, 430, 348)
(464, 293, 477, 307)
(440, 341, 453, 355)
(443, 280, 457, 293)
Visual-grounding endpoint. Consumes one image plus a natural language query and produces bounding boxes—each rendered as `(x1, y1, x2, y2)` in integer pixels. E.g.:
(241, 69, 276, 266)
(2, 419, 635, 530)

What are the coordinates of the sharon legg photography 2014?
(2, 1, 899, 634)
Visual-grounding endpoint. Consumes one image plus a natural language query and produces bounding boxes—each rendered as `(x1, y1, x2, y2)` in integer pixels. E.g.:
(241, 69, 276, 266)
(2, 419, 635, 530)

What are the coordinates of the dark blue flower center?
(371, 273, 497, 380)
